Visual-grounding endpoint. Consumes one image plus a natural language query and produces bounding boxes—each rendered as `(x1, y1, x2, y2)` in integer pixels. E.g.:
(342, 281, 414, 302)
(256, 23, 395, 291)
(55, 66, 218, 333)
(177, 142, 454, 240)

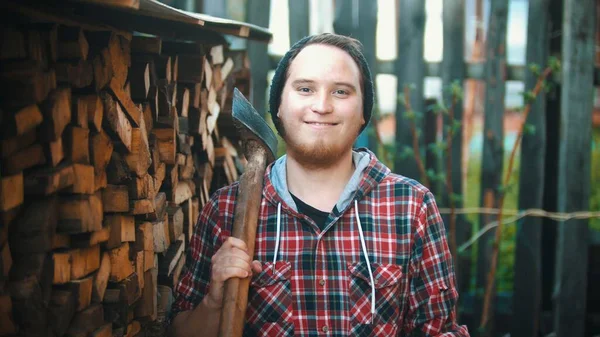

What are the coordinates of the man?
(169, 33, 469, 337)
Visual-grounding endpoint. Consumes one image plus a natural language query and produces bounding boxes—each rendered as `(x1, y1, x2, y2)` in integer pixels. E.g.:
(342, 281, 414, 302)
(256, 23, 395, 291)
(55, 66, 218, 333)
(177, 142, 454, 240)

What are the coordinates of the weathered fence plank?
(394, 0, 426, 180)
(442, 0, 470, 307)
(288, 0, 309, 45)
(511, 0, 550, 336)
(554, 0, 595, 335)
(332, 0, 378, 149)
(476, 0, 509, 334)
(246, 0, 271, 117)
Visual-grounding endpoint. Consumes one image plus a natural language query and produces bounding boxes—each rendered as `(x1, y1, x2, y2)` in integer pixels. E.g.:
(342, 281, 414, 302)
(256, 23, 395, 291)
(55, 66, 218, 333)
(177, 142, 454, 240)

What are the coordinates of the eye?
(298, 87, 311, 93)
(334, 89, 349, 96)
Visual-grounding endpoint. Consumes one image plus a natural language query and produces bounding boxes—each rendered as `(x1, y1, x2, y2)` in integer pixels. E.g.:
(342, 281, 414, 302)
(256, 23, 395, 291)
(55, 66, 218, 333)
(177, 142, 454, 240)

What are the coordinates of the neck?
(286, 150, 355, 212)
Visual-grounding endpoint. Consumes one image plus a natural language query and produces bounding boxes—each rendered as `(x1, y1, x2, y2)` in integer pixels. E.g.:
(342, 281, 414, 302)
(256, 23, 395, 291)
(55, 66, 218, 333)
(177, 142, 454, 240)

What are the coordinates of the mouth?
(304, 121, 338, 126)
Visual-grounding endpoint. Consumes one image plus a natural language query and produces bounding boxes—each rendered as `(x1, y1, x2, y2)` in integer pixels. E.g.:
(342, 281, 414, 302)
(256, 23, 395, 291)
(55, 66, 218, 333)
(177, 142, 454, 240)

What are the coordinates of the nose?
(310, 91, 333, 114)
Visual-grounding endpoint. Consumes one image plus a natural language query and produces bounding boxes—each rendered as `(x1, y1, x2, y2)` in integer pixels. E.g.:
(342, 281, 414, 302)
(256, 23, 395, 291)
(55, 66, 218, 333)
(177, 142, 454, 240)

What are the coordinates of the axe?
(218, 88, 278, 337)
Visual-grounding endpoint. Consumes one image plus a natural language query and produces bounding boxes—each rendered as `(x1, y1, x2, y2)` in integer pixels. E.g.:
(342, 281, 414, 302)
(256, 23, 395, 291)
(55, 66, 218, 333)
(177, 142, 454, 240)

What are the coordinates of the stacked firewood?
(0, 20, 248, 337)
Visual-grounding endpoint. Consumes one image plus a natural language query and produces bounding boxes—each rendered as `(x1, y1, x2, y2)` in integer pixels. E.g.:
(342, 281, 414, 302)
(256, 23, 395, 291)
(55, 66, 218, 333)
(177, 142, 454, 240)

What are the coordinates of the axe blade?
(232, 87, 278, 162)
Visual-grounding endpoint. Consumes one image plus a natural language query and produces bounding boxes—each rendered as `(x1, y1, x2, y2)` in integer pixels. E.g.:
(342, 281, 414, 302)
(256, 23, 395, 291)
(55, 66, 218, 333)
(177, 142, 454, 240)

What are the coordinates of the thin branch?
(403, 86, 431, 188)
(479, 66, 554, 330)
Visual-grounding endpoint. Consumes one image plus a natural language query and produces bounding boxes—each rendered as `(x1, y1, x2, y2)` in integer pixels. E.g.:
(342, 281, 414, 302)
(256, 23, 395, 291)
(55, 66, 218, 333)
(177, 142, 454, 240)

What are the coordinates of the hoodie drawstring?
(354, 200, 376, 323)
(272, 200, 376, 323)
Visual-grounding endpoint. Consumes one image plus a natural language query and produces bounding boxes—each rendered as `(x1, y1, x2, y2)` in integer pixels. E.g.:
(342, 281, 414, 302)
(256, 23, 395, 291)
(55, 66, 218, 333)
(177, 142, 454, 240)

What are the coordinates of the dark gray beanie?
(268, 33, 374, 136)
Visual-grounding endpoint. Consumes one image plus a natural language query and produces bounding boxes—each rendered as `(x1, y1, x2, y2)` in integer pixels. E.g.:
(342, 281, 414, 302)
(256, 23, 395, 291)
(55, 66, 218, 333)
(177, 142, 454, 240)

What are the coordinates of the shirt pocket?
(347, 262, 403, 335)
(244, 261, 294, 337)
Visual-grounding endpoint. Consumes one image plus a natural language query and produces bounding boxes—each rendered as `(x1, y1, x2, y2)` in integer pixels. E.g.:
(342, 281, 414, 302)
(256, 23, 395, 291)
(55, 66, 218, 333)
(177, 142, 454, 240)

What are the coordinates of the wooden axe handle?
(218, 142, 268, 337)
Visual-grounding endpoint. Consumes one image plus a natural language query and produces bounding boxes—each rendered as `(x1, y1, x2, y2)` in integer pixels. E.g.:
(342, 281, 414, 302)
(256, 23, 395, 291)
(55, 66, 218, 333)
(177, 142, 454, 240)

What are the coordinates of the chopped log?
(24, 162, 75, 195)
(210, 45, 224, 65)
(203, 57, 212, 89)
(176, 87, 190, 117)
(182, 199, 194, 246)
(131, 35, 162, 54)
(83, 95, 103, 132)
(134, 222, 154, 252)
(45, 136, 65, 167)
(142, 102, 153, 133)
(92, 252, 110, 303)
(160, 249, 185, 289)
(106, 151, 130, 185)
(66, 276, 93, 311)
(126, 320, 141, 337)
(70, 225, 111, 248)
(64, 164, 95, 194)
(171, 55, 179, 82)
(221, 57, 234, 82)
(212, 64, 223, 91)
(109, 77, 142, 127)
(108, 242, 134, 283)
(153, 128, 175, 164)
(58, 194, 103, 233)
(106, 272, 140, 307)
(153, 161, 166, 192)
(9, 196, 58, 255)
(106, 214, 135, 249)
(94, 170, 107, 192)
(70, 245, 100, 280)
(159, 235, 184, 279)
(0, 64, 54, 108)
(57, 26, 89, 60)
(101, 91, 132, 152)
(129, 61, 150, 102)
(90, 323, 112, 337)
(40, 86, 72, 141)
(48, 289, 76, 337)
(90, 130, 114, 173)
(130, 199, 154, 216)
(135, 268, 157, 320)
(53, 251, 72, 284)
(66, 303, 104, 337)
(0, 173, 23, 212)
(144, 250, 154, 272)
(92, 48, 113, 91)
(65, 126, 90, 164)
(152, 215, 169, 254)
(174, 180, 194, 205)
(55, 59, 94, 88)
(2, 143, 46, 175)
(1, 104, 43, 138)
(1, 129, 36, 159)
(135, 251, 144, 290)
(125, 118, 151, 177)
(167, 204, 184, 243)
(72, 96, 89, 129)
(88, 31, 128, 86)
(129, 173, 155, 200)
(102, 184, 130, 213)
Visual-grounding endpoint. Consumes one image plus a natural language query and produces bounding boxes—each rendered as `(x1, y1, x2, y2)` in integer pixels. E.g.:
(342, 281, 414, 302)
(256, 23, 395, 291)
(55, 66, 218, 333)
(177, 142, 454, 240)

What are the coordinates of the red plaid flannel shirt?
(172, 150, 469, 336)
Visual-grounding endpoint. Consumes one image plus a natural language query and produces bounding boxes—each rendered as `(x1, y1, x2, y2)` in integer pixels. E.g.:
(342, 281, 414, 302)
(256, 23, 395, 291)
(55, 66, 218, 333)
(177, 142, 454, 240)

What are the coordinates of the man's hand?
(205, 237, 263, 309)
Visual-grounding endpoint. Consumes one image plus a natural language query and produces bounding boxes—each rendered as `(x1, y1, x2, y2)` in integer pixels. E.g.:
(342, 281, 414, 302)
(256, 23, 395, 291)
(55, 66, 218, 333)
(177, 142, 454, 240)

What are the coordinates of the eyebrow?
(290, 79, 357, 91)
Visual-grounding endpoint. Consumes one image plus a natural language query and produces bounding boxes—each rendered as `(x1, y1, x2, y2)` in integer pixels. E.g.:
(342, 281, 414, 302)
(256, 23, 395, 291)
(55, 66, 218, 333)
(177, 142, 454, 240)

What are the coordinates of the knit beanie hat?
(268, 33, 374, 136)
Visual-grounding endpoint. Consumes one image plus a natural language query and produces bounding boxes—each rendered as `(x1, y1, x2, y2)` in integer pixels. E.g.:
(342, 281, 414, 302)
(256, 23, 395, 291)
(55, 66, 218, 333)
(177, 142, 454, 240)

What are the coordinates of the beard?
(281, 122, 361, 170)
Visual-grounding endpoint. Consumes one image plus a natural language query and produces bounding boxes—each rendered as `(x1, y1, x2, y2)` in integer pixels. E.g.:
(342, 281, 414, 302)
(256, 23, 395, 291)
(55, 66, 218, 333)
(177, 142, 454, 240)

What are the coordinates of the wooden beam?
(554, 0, 595, 335)
(476, 0, 509, 333)
(511, 1, 550, 336)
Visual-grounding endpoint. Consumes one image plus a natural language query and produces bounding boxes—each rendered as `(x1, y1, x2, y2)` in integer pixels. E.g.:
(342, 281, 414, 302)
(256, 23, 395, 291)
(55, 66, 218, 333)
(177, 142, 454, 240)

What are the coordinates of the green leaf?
(450, 193, 463, 204)
(523, 124, 536, 135)
(528, 63, 541, 76)
(548, 57, 561, 73)
(522, 90, 537, 104)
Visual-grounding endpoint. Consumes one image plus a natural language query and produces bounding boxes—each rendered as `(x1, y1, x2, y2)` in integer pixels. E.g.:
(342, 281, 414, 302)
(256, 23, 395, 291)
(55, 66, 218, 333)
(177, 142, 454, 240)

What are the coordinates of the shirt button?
(322, 326, 329, 333)
(319, 279, 325, 286)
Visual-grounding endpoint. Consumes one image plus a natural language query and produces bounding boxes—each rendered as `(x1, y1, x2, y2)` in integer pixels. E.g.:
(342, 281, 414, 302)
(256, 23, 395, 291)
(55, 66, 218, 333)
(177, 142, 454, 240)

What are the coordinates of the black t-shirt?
(290, 193, 335, 230)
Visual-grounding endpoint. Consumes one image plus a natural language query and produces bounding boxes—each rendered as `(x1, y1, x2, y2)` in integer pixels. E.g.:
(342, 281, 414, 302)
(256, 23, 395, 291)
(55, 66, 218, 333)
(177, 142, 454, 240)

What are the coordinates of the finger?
(251, 260, 262, 274)
(222, 237, 248, 252)
(213, 266, 251, 282)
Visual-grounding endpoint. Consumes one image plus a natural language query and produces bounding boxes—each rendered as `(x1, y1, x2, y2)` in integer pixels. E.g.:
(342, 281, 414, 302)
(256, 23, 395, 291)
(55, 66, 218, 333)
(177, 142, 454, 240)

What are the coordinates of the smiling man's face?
(278, 43, 365, 168)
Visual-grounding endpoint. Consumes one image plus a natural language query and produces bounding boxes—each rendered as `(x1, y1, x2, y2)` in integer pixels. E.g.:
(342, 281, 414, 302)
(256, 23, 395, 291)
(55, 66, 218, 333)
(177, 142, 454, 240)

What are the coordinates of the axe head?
(232, 87, 278, 164)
